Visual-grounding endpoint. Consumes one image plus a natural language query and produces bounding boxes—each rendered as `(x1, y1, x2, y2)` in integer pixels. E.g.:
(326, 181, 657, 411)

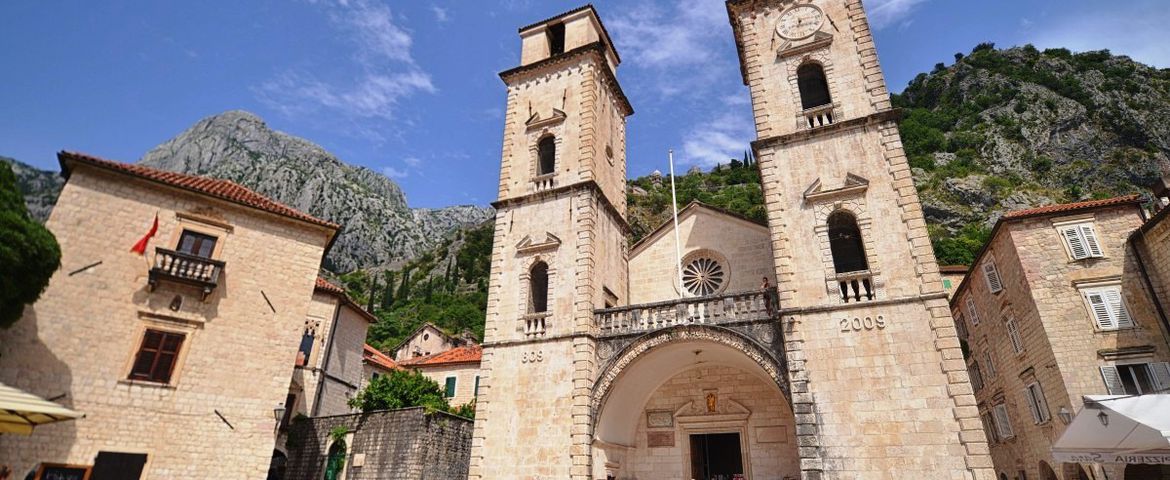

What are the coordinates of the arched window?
(529, 261, 549, 313)
(797, 63, 832, 110)
(828, 211, 868, 274)
(538, 136, 556, 176)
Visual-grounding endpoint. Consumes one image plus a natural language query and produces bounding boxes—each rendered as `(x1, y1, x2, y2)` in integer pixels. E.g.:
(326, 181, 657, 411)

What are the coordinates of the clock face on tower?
(776, 4, 825, 40)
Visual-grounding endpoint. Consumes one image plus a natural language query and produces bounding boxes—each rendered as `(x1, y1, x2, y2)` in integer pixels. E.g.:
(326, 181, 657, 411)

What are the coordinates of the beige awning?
(1052, 394, 1170, 465)
(0, 381, 84, 435)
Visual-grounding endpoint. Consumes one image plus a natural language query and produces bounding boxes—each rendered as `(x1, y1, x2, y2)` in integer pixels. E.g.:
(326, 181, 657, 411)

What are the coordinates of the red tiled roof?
(364, 344, 399, 371)
(938, 265, 969, 274)
(315, 276, 346, 295)
(1002, 195, 1143, 220)
(58, 151, 340, 230)
(399, 345, 483, 367)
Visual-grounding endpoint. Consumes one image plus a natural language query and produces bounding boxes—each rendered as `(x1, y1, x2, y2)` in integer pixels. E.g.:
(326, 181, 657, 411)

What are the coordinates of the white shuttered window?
(1100, 363, 1170, 395)
(966, 297, 980, 325)
(1024, 382, 1051, 424)
(992, 403, 1014, 439)
(983, 261, 1004, 293)
(1006, 317, 1024, 354)
(984, 350, 997, 377)
(1081, 286, 1134, 330)
(1061, 224, 1104, 260)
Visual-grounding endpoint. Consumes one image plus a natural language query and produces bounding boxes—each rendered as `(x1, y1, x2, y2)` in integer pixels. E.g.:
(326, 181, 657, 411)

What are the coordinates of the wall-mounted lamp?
(1097, 410, 1109, 427)
(274, 403, 286, 432)
(1058, 406, 1073, 425)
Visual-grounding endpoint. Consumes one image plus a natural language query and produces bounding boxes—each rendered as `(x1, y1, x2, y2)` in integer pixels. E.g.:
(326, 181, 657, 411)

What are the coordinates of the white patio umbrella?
(0, 381, 84, 435)
(1052, 394, 1170, 465)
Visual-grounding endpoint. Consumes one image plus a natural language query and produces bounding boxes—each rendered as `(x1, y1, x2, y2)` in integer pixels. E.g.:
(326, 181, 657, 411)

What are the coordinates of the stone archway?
(590, 325, 796, 479)
(1039, 460, 1058, 480)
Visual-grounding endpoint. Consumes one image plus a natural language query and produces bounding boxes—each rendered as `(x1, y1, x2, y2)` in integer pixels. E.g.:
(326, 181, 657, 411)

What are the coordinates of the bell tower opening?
(796, 63, 831, 110)
(546, 22, 566, 56)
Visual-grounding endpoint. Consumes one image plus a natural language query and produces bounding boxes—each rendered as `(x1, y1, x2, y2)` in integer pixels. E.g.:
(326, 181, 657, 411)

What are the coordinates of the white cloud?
(607, 0, 732, 98)
(1026, 1, 1169, 68)
(403, 157, 422, 168)
(862, 0, 931, 31)
(431, 5, 449, 22)
(382, 166, 409, 179)
(254, 0, 435, 141)
(680, 112, 755, 168)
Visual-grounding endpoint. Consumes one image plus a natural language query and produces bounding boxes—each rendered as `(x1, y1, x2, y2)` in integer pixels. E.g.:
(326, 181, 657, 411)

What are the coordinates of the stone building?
(398, 345, 483, 409)
(0, 151, 339, 479)
(391, 323, 476, 362)
(941, 265, 969, 299)
(472, 2, 993, 479)
(951, 195, 1170, 480)
(362, 343, 400, 385)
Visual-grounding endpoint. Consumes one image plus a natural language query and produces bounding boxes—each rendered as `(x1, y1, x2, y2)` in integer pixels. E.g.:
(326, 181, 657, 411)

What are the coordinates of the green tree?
(348, 369, 450, 412)
(381, 271, 396, 310)
(0, 162, 61, 328)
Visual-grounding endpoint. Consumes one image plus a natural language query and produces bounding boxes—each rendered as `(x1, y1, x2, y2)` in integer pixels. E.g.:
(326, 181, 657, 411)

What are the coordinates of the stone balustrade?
(836, 270, 875, 303)
(802, 103, 836, 129)
(595, 288, 778, 337)
(148, 247, 225, 300)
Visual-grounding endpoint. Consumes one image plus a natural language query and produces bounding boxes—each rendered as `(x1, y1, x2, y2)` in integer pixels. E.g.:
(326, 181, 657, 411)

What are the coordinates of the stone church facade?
(472, 2, 994, 479)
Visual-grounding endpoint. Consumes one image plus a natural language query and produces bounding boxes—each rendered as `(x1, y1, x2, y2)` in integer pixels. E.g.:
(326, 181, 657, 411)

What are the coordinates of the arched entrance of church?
(592, 326, 798, 479)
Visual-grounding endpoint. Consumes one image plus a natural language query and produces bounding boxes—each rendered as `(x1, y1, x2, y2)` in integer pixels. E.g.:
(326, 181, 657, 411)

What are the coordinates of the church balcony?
(532, 173, 556, 193)
(836, 270, 875, 303)
(147, 247, 225, 300)
(595, 288, 778, 338)
(801, 103, 836, 129)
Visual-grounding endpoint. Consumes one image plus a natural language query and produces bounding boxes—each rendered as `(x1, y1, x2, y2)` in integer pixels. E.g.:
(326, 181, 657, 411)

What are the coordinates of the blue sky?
(2, 0, 1167, 208)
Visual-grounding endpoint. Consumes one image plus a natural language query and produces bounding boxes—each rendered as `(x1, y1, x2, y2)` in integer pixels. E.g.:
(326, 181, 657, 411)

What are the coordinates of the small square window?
(1061, 223, 1103, 260)
(177, 230, 217, 258)
(129, 329, 185, 384)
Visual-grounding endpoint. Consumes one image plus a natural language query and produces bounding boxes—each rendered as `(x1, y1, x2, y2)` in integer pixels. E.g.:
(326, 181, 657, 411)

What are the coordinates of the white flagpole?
(668, 149, 685, 298)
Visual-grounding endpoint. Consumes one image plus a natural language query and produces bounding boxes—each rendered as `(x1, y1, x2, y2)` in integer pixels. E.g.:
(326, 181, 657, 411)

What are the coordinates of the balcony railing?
(836, 271, 875, 303)
(148, 247, 225, 300)
(595, 288, 778, 337)
(802, 104, 836, 129)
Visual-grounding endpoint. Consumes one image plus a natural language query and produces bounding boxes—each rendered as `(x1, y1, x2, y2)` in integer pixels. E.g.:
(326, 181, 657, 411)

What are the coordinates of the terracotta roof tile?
(314, 277, 346, 295)
(58, 151, 339, 230)
(363, 344, 399, 371)
(1002, 195, 1143, 220)
(938, 265, 969, 274)
(399, 345, 482, 367)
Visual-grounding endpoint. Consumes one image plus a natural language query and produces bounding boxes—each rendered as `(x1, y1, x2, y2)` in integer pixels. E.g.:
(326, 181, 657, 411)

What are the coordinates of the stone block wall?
(0, 165, 333, 478)
(284, 407, 473, 480)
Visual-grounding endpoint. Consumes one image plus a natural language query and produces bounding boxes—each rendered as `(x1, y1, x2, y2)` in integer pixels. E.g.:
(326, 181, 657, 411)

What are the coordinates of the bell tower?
(726, 0, 995, 478)
(471, 5, 631, 479)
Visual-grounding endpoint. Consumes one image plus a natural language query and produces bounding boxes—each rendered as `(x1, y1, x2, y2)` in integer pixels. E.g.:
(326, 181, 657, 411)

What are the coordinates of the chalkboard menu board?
(34, 464, 91, 480)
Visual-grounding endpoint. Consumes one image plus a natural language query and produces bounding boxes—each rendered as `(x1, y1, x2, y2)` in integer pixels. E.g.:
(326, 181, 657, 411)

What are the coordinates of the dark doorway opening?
(689, 432, 744, 480)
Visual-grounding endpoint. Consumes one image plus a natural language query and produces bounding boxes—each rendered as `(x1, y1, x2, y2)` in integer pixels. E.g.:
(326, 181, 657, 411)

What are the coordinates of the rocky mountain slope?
(2, 156, 63, 223)
(139, 110, 493, 272)
(896, 44, 1170, 262)
(6, 110, 493, 272)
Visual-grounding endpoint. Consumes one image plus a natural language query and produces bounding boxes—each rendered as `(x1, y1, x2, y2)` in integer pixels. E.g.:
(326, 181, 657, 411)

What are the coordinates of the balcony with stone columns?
(595, 288, 779, 338)
(147, 247, 225, 300)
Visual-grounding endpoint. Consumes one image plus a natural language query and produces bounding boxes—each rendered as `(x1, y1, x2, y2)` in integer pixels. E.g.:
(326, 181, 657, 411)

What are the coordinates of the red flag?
(130, 214, 159, 255)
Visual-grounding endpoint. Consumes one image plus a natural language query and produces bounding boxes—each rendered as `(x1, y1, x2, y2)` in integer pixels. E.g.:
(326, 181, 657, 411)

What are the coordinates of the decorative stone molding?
(515, 232, 561, 254)
(524, 108, 566, 130)
(808, 195, 884, 301)
(516, 254, 556, 337)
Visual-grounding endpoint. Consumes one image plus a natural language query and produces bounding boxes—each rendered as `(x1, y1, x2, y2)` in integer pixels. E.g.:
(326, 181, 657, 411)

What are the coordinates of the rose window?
(682, 255, 725, 296)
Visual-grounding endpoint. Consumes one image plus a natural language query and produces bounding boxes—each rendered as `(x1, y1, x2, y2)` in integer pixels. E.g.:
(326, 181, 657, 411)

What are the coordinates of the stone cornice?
(491, 179, 631, 234)
(499, 42, 633, 116)
(751, 108, 902, 151)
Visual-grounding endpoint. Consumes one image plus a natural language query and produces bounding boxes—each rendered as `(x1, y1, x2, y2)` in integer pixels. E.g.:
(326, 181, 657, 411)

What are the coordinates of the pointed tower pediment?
(803, 173, 868, 203)
(525, 108, 567, 130)
(516, 231, 562, 254)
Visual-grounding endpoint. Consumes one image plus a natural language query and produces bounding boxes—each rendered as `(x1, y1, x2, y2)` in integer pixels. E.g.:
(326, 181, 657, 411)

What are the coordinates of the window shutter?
(993, 404, 1014, 438)
(1099, 365, 1126, 395)
(955, 313, 968, 339)
(1025, 387, 1042, 424)
(1080, 225, 1103, 257)
(966, 298, 980, 325)
(1063, 227, 1088, 259)
(1084, 291, 1114, 329)
(981, 413, 999, 443)
(1104, 289, 1134, 328)
(1006, 319, 1024, 354)
(1149, 362, 1170, 393)
(984, 350, 996, 377)
(1029, 383, 1050, 423)
(983, 262, 1003, 293)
